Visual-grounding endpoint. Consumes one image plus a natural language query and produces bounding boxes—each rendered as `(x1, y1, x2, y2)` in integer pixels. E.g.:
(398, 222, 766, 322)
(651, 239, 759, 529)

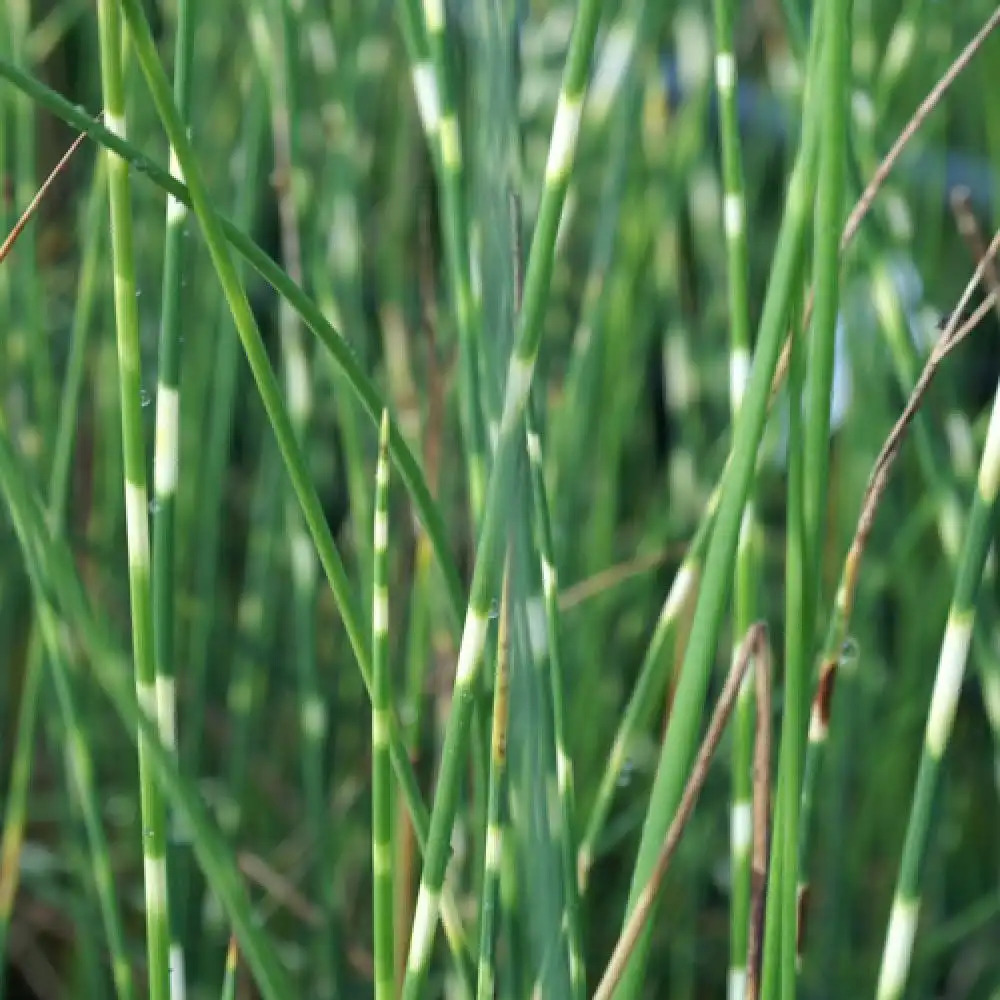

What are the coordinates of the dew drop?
(617, 759, 635, 788)
(488, 599, 499, 620)
(140, 389, 151, 408)
(839, 637, 860, 667)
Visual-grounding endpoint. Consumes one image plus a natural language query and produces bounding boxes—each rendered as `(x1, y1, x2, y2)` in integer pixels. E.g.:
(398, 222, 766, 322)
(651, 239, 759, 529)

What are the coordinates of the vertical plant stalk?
(107, 1, 455, 932)
(94, 2, 172, 995)
(745, 625, 773, 1000)
(802, 0, 850, 631)
(577, 493, 717, 885)
(251, 2, 338, 991)
(776, 2, 849, 988)
(509, 183, 585, 996)
(400, 1, 604, 994)
(152, 0, 196, 993)
(0, 426, 294, 999)
(475, 557, 511, 1000)
(396, 0, 489, 517)
(594, 624, 771, 1000)
(526, 399, 585, 998)
(709, 0, 758, 992)
(0, 59, 465, 626)
(0, 131, 96, 989)
(774, 293, 807, 1000)
(372, 411, 394, 1000)
(874, 374, 1000, 1000)
(4, 0, 54, 461)
(308, 7, 373, 583)
(793, 235, 1000, 970)
(610, 71, 822, 1000)
(181, 79, 268, 783)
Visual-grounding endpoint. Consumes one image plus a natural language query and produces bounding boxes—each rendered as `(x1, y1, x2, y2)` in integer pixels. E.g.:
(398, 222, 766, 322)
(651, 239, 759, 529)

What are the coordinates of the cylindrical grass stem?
(475, 557, 511, 1000)
(710, 0, 758, 990)
(399, 2, 603, 993)
(875, 375, 1000, 1000)
(94, 2, 172, 994)
(152, 0, 196, 992)
(372, 411, 394, 1000)
(610, 66, 821, 1000)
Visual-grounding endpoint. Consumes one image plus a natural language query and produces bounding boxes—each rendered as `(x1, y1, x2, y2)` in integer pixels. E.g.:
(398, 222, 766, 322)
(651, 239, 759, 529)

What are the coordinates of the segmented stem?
(875, 378, 1000, 1000)
(577, 491, 717, 885)
(475, 560, 511, 1000)
(709, 0, 757, 990)
(152, 0, 196, 992)
(612, 79, 821, 1000)
(94, 2, 171, 993)
(400, 2, 603, 994)
(373, 411, 394, 1000)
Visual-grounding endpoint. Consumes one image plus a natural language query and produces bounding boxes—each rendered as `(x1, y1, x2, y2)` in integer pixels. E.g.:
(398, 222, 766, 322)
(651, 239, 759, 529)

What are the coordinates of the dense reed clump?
(1, 2, 1000, 999)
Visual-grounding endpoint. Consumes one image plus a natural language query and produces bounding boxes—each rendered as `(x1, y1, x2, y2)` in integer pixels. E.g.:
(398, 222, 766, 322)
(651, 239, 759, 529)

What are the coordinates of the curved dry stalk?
(847, 226, 1000, 609)
(0, 130, 86, 264)
(593, 624, 772, 1000)
(795, 225, 1000, 961)
(745, 626, 773, 1000)
(770, 3, 1000, 400)
(951, 188, 1000, 321)
(842, 4, 1000, 249)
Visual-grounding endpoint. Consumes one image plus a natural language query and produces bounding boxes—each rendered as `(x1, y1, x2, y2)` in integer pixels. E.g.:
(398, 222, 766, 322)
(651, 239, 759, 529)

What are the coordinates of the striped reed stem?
(400, 1, 604, 994)
(94, 2, 172, 993)
(151, 0, 196, 992)
(372, 410, 394, 1000)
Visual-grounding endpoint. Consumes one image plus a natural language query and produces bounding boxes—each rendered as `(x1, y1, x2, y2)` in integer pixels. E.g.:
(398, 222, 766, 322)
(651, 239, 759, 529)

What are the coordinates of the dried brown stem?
(841, 227, 1000, 619)
(770, 4, 1000, 398)
(593, 624, 772, 1000)
(842, 4, 1000, 250)
(745, 629, 773, 1000)
(558, 546, 681, 612)
(0, 130, 87, 265)
(951, 187, 1000, 322)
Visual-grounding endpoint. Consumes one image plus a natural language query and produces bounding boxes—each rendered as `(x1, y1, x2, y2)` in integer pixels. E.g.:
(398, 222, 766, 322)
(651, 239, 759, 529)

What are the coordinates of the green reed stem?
(803, 0, 850, 620)
(372, 410, 395, 1000)
(610, 72, 821, 1000)
(254, 2, 338, 989)
(0, 426, 294, 1000)
(710, 0, 757, 990)
(105, 0, 445, 873)
(526, 397, 585, 998)
(777, 0, 850, 992)
(475, 558, 511, 1000)
(577, 491, 717, 884)
(874, 373, 1000, 1000)
(181, 77, 267, 781)
(0, 155, 106, 989)
(776, 292, 808, 1000)
(152, 0, 195, 992)
(0, 59, 466, 628)
(396, 0, 490, 519)
(399, 2, 604, 994)
(220, 937, 238, 1000)
(94, 1, 172, 993)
